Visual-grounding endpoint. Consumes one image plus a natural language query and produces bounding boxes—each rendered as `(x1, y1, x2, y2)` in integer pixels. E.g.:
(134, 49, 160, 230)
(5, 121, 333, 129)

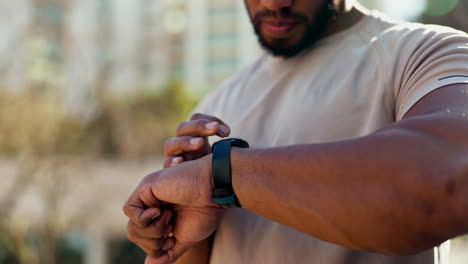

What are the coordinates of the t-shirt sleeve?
(390, 26, 468, 121)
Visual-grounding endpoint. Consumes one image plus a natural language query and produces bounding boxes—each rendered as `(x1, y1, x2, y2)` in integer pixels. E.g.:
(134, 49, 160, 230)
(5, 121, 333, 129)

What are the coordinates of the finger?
(128, 235, 164, 252)
(162, 237, 175, 251)
(141, 183, 162, 205)
(176, 119, 231, 138)
(141, 207, 161, 223)
(124, 205, 160, 228)
(190, 113, 227, 126)
(163, 156, 184, 169)
(145, 239, 191, 264)
(144, 247, 175, 264)
(123, 196, 146, 227)
(123, 196, 151, 227)
(164, 136, 205, 157)
(154, 210, 173, 238)
(163, 224, 173, 239)
(123, 182, 162, 227)
(145, 255, 161, 264)
(144, 249, 166, 261)
(127, 217, 170, 239)
(165, 137, 207, 158)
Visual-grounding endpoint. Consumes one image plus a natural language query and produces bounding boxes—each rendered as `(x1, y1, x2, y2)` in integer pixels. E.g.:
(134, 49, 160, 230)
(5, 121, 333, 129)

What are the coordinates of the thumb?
(145, 255, 158, 264)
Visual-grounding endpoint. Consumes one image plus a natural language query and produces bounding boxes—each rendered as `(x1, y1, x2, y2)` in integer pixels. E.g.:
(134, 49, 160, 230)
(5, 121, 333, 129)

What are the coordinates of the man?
(123, 0, 468, 263)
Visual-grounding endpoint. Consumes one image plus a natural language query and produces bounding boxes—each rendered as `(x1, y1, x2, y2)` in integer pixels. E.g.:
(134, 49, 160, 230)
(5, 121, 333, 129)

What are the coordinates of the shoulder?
(364, 13, 468, 80)
(371, 20, 468, 120)
(356, 10, 467, 51)
(371, 18, 468, 53)
(355, 12, 468, 119)
(382, 21, 466, 39)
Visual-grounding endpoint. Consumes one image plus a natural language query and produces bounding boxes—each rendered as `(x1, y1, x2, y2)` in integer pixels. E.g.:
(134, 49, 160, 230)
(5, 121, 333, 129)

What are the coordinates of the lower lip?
(263, 23, 297, 37)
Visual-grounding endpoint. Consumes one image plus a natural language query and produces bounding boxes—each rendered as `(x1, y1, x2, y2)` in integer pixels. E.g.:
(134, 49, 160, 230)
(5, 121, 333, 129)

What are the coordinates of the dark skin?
(231, 84, 468, 255)
(125, 84, 468, 264)
(126, 115, 231, 264)
(124, 0, 468, 263)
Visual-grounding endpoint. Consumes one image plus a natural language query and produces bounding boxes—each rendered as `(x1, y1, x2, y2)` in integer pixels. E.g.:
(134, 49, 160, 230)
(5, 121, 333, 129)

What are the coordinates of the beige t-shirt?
(193, 11, 468, 264)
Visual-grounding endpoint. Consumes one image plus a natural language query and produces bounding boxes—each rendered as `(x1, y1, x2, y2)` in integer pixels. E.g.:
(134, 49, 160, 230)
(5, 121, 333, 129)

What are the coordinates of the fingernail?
(172, 157, 183, 165)
(190, 138, 202, 146)
(219, 125, 230, 135)
(164, 225, 172, 240)
(205, 122, 218, 130)
(168, 232, 173, 237)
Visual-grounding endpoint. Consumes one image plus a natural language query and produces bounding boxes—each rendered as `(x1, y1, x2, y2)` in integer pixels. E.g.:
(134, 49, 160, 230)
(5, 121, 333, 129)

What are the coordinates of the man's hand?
(124, 114, 230, 264)
(163, 113, 231, 168)
(127, 209, 175, 258)
(124, 156, 223, 264)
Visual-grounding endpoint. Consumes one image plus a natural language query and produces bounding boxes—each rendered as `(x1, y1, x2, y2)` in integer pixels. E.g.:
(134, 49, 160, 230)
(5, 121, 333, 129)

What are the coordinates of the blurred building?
(0, 0, 259, 111)
(185, 0, 260, 93)
(0, 0, 465, 103)
(0, 158, 162, 264)
(65, 0, 174, 112)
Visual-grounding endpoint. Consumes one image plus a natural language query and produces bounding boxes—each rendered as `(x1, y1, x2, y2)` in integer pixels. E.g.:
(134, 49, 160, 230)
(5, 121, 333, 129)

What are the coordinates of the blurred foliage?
(421, 0, 468, 33)
(0, 233, 83, 264)
(0, 81, 198, 160)
(0, 81, 198, 264)
(424, 0, 459, 16)
(108, 238, 146, 264)
(92, 81, 198, 159)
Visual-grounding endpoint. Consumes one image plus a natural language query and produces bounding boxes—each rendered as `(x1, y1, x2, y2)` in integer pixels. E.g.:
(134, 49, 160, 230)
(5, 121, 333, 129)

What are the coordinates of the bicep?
(403, 84, 468, 119)
(398, 83, 468, 153)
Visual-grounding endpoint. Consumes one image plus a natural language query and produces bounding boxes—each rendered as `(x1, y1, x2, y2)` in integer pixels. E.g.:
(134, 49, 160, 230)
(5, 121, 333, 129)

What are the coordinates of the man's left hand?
(123, 155, 223, 264)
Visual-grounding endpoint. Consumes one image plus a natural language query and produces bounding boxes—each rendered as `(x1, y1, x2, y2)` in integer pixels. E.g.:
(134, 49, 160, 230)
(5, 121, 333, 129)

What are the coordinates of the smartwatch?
(211, 138, 249, 208)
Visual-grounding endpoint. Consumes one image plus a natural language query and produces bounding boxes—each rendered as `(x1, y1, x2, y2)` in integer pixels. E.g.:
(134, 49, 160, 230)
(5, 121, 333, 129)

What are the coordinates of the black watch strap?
(211, 138, 249, 208)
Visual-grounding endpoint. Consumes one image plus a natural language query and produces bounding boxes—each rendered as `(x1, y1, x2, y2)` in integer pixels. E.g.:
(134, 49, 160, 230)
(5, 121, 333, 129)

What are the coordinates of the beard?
(248, 0, 337, 59)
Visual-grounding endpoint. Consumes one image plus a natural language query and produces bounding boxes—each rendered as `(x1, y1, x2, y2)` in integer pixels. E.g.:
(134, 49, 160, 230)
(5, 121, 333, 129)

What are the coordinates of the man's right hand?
(127, 113, 231, 264)
(163, 113, 231, 169)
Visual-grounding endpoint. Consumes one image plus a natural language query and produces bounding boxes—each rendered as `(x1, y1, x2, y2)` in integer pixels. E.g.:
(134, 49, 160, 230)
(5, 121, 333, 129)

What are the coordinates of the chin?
(264, 36, 299, 48)
(264, 40, 301, 56)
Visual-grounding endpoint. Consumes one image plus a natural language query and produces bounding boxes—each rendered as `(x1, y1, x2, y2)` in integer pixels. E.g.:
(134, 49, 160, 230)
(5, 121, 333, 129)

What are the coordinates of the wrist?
(200, 154, 217, 206)
(230, 147, 250, 207)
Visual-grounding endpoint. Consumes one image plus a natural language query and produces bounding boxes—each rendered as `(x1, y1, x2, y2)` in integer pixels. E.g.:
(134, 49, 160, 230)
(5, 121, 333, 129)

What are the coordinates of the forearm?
(231, 115, 468, 255)
(175, 236, 213, 264)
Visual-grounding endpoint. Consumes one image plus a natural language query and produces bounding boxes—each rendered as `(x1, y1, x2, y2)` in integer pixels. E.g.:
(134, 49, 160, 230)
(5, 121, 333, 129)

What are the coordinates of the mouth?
(261, 20, 301, 38)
